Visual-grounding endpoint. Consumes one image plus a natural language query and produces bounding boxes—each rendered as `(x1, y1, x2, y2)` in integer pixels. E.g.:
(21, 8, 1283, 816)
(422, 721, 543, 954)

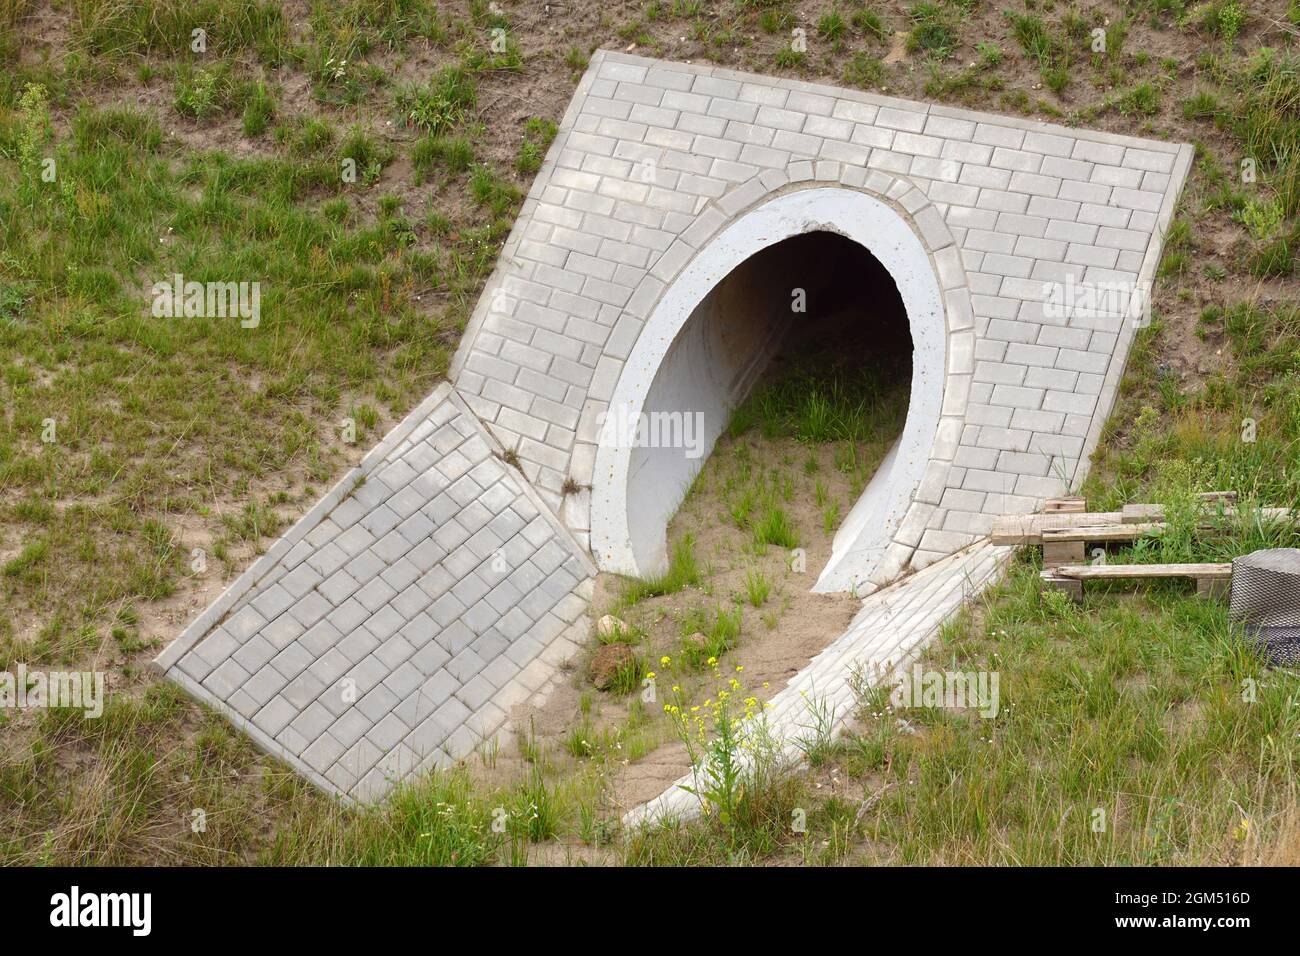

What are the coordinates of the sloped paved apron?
(155, 385, 594, 801)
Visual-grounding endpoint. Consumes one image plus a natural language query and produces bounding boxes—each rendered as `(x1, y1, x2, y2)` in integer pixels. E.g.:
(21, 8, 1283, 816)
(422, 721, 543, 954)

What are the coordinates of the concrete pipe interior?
(590, 187, 948, 593)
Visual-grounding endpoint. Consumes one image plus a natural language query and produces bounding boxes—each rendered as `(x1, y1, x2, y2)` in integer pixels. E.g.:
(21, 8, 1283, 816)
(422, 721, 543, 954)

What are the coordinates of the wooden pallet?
(1041, 563, 1232, 602)
(994, 504, 1292, 556)
(1004, 492, 1294, 600)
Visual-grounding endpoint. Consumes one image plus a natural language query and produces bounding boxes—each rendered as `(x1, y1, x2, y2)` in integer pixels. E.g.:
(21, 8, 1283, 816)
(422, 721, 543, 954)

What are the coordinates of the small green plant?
(1117, 81, 1160, 116)
(794, 693, 837, 768)
(516, 116, 557, 174)
(822, 501, 840, 535)
(564, 45, 590, 71)
(397, 67, 476, 135)
(1238, 197, 1284, 241)
(907, 2, 957, 57)
(173, 65, 232, 119)
(851, 6, 889, 41)
(679, 604, 742, 668)
(619, 535, 702, 606)
(608, 653, 647, 695)
(818, 9, 848, 44)
(339, 126, 391, 186)
(1199, 0, 1247, 41)
(10, 83, 50, 174)
(976, 41, 1003, 66)
(511, 772, 562, 842)
(774, 47, 806, 68)
(843, 52, 884, 88)
(468, 163, 520, 214)
(242, 81, 274, 136)
(752, 504, 798, 550)
(759, 7, 793, 32)
(662, 663, 778, 837)
(413, 135, 475, 179)
(744, 569, 771, 607)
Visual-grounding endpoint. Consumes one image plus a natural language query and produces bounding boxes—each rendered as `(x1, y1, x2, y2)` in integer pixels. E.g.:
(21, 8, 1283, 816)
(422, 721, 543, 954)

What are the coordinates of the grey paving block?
(374, 635, 416, 670)
(445, 647, 487, 684)
(382, 661, 424, 699)
(302, 731, 347, 774)
(282, 671, 327, 709)
(410, 640, 452, 677)
(203, 658, 251, 701)
(193, 629, 239, 669)
(357, 683, 400, 723)
(328, 708, 372, 749)
(344, 655, 389, 698)
(326, 597, 369, 635)
(253, 696, 297, 736)
(299, 620, 343, 658)
(335, 625, 379, 665)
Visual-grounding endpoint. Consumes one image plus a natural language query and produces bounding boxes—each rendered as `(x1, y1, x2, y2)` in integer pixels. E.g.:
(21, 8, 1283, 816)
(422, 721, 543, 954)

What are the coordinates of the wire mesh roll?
(1230, 548, 1300, 667)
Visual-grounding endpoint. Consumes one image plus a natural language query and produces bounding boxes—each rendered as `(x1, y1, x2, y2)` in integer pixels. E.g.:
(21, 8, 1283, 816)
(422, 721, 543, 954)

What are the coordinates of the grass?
(412, 134, 475, 180)
(1, 83, 447, 652)
(678, 603, 743, 668)
(728, 365, 907, 445)
(828, 568, 1300, 865)
(623, 555, 1300, 865)
(751, 503, 798, 550)
(906, 2, 958, 58)
(1005, 9, 1074, 94)
(395, 67, 476, 136)
(69, 0, 290, 62)
(1088, 301, 1300, 511)
(616, 535, 702, 608)
(515, 117, 557, 175)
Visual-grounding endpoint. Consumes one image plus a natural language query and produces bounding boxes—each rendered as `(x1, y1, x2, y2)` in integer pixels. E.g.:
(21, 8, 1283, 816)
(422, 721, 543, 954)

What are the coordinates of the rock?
(596, 614, 626, 641)
(590, 643, 634, 690)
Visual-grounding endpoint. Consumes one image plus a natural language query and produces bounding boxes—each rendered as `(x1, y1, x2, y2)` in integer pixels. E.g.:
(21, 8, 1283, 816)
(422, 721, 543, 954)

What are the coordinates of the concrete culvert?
(620, 230, 914, 585)
(590, 186, 949, 594)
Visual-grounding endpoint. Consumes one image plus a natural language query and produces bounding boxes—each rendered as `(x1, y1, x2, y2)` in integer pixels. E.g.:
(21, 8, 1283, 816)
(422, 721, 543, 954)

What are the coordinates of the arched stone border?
(581, 160, 975, 593)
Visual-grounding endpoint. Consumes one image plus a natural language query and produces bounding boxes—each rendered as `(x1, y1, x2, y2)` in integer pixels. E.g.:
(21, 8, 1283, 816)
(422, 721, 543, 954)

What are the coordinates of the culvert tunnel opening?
(627, 229, 913, 581)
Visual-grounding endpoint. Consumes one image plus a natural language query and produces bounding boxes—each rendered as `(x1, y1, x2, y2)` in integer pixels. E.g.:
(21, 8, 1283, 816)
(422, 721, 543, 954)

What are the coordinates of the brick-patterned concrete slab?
(155, 385, 594, 802)
(624, 540, 1012, 826)
(451, 50, 1192, 590)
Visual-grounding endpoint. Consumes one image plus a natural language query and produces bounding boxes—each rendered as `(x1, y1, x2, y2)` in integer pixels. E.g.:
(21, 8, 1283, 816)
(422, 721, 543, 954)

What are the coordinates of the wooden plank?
(1120, 501, 1286, 524)
(1045, 496, 1087, 513)
(1040, 522, 1163, 543)
(1199, 491, 1238, 504)
(1041, 564, 1233, 602)
(1042, 540, 1086, 567)
(1040, 572, 1083, 602)
(1197, 577, 1231, 599)
(1052, 563, 1232, 580)
(995, 506, 1295, 546)
(990, 511, 1127, 545)
(1121, 503, 1163, 524)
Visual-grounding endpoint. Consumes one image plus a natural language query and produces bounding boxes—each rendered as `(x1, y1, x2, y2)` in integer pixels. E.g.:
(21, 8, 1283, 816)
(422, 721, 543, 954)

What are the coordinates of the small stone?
(596, 614, 626, 640)
(590, 643, 634, 690)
